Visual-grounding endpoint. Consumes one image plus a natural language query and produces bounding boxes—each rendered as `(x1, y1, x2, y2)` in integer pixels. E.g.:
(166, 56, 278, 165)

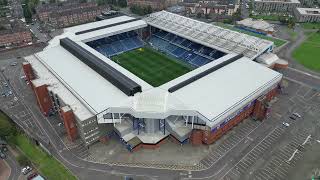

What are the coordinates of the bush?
(0, 113, 17, 138)
(130, 5, 152, 15)
(17, 154, 31, 166)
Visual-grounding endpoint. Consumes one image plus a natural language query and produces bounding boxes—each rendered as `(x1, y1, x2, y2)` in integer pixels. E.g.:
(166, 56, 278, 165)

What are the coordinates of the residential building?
(127, 0, 180, 10)
(0, 18, 32, 47)
(253, 0, 300, 12)
(294, 7, 320, 22)
(184, 0, 240, 16)
(36, 1, 107, 28)
(7, 0, 24, 18)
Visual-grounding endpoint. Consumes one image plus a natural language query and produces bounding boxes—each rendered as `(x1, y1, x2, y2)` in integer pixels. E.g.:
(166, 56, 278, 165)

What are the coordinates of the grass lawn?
(250, 15, 280, 21)
(214, 22, 287, 47)
(292, 32, 320, 72)
(112, 47, 193, 87)
(14, 134, 77, 180)
(0, 112, 76, 180)
(301, 22, 320, 30)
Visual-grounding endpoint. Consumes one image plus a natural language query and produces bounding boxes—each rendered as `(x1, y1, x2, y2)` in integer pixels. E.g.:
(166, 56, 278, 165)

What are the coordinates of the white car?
(21, 166, 32, 175)
(293, 113, 301, 118)
(282, 122, 290, 127)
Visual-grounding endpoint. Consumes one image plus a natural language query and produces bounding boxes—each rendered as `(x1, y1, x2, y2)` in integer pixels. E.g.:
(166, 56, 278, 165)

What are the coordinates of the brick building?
(0, 18, 32, 47)
(127, 0, 180, 10)
(36, 1, 108, 28)
(184, 0, 240, 16)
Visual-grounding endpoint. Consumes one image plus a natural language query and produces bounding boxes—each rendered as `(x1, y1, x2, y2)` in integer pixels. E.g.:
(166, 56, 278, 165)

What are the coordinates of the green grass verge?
(214, 22, 287, 47)
(250, 15, 280, 21)
(0, 112, 76, 180)
(14, 134, 77, 180)
(112, 47, 193, 87)
(292, 32, 320, 72)
(301, 22, 320, 30)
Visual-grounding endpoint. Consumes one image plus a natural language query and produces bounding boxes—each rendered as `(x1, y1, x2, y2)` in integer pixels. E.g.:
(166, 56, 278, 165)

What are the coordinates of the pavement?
(0, 159, 10, 180)
(0, 28, 320, 180)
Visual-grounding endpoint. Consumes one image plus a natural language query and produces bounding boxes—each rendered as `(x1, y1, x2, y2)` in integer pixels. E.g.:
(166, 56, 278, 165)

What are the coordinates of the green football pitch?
(112, 47, 193, 87)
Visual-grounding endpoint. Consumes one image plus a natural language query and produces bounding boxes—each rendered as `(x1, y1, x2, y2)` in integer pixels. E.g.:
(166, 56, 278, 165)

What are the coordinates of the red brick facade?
(37, 2, 107, 28)
(127, 0, 179, 10)
(33, 84, 53, 116)
(60, 107, 78, 142)
(0, 31, 32, 47)
(22, 62, 35, 83)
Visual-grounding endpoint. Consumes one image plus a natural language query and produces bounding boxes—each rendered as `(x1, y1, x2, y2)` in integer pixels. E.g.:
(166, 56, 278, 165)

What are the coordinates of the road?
(5, 150, 21, 180)
(28, 23, 49, 43)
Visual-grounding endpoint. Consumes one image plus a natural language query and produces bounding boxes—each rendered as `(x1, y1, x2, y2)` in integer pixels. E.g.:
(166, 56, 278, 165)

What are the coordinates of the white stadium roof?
(26, 13, 282, 128)
(144, 11, 274, 59)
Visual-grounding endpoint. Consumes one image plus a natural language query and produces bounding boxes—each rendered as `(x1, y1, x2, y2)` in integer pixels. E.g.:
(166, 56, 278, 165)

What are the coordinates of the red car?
(27, 173, 38, 180)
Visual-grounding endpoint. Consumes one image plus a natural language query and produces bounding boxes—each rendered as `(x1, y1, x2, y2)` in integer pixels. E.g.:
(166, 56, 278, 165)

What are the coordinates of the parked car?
(0, 151, 6, 159)
(27, 172, 38, 180)
(282, 122, 290, 127)
(1, 146, 8, 152)
(22, 166, 33, 175)
(293, 113, 301, 118)
(289, 116, 296, 120)
(10, 62, 18, 66)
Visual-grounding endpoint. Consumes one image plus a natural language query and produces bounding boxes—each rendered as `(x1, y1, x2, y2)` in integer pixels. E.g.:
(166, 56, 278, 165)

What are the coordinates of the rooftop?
(0, 18, 29, 35)
(254, 0, 300, 3)
(144, 11, 273, 59)
(296, 8, 320, 15)
(237, 18, 274, 32)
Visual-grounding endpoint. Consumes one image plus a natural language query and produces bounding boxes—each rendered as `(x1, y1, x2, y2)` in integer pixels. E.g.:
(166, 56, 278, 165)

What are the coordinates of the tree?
(196, 12, 202, 18)
(287, 17, 296, 29)
(22, 4, 32, 23)
(117, 0, 127, 7)
(0, 114, 16, 138)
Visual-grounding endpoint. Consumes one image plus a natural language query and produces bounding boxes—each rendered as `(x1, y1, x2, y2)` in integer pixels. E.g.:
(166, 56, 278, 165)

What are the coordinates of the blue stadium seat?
(86, 29, 225, 66)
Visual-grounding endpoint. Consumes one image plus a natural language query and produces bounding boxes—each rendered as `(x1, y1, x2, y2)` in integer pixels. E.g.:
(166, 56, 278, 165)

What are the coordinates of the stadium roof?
(26, 13, 282, 126)
(144, 11, 274, 59)
(236, 18, 275, 32)
(170, 57, 282, 126)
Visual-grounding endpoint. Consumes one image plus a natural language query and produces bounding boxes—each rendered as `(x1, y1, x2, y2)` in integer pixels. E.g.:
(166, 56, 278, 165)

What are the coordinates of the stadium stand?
(86, 31, 144, 57)
(86, 29, 226, 68)
(149, 29, 226, 67)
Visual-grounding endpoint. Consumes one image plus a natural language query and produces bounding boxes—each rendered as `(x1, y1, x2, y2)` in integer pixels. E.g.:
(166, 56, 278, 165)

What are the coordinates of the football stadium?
(23, 11, 283, 151)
